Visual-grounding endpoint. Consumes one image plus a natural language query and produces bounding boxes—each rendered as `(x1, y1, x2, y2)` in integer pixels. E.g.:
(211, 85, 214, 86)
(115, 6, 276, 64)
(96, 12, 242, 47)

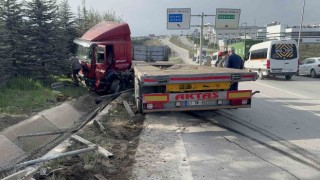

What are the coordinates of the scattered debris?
(17, 130, 68, 138)
(93, 119, 106, 133)
(71, 135, 114, 158)
(123, 100, 135, 118)
(94, 174, 108, 180)
(51, 82, 65, 89)
(41, 92, 144, 179)
(18, 146, 97, 168)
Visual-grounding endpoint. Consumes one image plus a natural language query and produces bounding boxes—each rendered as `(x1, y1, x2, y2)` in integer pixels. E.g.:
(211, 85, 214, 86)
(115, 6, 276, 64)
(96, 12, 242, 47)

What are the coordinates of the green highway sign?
(215, 8, 241, 29)
(218, 14, 235, 19)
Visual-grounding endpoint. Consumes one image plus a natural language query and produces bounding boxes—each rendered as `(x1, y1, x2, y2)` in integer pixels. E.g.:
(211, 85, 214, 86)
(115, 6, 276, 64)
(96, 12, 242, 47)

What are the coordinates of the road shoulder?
(131, 112, 193, 180)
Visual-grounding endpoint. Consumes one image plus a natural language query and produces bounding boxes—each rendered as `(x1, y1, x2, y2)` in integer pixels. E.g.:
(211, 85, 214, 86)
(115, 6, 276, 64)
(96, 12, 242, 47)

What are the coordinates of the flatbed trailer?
(133, 62, 258, 113)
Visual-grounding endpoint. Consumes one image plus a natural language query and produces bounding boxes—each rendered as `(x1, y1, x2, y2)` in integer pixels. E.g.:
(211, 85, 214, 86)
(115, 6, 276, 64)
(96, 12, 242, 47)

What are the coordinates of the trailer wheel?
(110, 79, 121, 94)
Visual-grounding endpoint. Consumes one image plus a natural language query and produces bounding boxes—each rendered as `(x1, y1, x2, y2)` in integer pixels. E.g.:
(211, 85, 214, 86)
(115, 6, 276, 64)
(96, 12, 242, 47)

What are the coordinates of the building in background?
(265, 22, 320, 43)
(192, 21, 320, 51)
(203, 23, 213, 40)
(285, 25, 320, 43)
(266, 21, 286, 40)
(256, 29, 267, 40)
(211, 25, 265, 44)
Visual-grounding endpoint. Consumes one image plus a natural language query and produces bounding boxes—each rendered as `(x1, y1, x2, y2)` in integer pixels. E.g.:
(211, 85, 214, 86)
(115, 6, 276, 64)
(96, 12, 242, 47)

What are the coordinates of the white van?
(244, 40, 299, 80)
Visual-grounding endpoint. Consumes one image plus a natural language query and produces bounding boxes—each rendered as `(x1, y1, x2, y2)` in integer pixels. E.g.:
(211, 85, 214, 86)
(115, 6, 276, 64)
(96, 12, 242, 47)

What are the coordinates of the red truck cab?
(74, 21, 133, 93)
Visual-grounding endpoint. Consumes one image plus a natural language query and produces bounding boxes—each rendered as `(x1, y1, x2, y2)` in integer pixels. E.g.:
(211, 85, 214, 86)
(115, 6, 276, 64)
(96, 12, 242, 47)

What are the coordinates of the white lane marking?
(259, 93, 320, 117)
(254, 81, 308, 99)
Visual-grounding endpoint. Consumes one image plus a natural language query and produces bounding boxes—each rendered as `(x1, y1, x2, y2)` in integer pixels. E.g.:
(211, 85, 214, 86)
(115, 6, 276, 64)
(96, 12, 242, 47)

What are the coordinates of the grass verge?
(0, 77, 88, 131)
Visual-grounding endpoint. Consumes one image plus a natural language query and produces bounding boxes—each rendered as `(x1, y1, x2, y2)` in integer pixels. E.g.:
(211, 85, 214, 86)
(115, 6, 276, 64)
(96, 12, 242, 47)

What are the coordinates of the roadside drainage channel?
(2, 93, 126, 180)
(0, 96, 90, 171)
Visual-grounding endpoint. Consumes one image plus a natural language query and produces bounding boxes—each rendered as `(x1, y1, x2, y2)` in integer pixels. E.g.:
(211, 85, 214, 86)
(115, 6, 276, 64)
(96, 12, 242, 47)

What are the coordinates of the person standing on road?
(70, 56, 82, 86)
(215, 51, 228, 67)
(224, 47, 244, 90)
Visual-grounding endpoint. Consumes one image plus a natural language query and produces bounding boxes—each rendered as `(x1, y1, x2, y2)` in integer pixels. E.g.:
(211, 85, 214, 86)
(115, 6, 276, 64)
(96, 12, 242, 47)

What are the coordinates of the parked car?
(298, 57, 320, 78)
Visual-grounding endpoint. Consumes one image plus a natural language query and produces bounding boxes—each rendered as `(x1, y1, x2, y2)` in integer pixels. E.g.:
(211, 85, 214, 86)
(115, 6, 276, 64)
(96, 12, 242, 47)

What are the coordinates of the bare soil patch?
(0, 114, 28, 131)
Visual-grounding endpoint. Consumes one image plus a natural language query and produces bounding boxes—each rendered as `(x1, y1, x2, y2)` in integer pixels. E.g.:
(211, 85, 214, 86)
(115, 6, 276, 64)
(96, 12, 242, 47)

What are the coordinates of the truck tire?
(285, 74, 292, 80)
(134, 77, 143, 113)
(110, 79, 121, 94)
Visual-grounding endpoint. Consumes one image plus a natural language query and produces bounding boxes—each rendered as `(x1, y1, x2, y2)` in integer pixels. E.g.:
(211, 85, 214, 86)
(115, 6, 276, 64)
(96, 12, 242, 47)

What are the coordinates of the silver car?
(298, 57, 320, 78)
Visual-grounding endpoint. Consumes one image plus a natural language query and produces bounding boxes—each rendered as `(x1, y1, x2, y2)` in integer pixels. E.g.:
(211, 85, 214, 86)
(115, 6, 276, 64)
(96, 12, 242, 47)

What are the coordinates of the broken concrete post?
(93, 119, 106, 134)
(71, 135, 113, 158)
(123, 100, 135, 118)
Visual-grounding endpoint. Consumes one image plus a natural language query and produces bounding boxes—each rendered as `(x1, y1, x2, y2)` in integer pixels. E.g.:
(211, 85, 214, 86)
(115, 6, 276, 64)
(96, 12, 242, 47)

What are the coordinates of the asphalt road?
(133, 39, 320, 180)
(160, 38, 197, 65)
(184, 76, 320, 179)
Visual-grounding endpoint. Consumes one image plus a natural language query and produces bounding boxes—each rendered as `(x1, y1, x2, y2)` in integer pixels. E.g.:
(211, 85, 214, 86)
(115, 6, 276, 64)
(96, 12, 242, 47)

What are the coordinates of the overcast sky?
(68, 0, 320, 37)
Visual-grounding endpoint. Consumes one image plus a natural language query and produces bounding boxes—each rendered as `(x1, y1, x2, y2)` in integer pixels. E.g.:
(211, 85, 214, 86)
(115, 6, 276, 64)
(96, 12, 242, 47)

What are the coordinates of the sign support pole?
(191, 13, 215, 66)
(200, 12, 204, 66)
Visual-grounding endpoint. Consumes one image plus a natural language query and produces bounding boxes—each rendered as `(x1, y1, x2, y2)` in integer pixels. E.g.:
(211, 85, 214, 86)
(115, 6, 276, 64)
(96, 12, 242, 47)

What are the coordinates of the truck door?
(114, 42, 130, 70)
(94, 45, 106, 83)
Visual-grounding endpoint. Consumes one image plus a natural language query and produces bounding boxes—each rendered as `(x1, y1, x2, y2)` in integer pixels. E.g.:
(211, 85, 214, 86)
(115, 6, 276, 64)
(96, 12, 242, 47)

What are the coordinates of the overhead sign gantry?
(166, 8, 241, 65)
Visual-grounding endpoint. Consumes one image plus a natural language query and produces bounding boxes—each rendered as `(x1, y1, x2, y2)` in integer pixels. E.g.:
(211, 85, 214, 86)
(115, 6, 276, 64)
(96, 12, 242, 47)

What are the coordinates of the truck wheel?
(285, 75, 292, 80)
(310, 69, 317, 78)
(110, 79, 121, 94)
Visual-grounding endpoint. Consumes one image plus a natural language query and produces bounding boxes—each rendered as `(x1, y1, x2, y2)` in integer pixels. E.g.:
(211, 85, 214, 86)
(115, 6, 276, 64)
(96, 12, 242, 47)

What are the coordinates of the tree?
(102, 10, 123, 23)
(75, 0, 89, 35)
(75, 0, 123, 36)
(48, 0, 78, 75)
(23, 0, 61, 79)
(0, 19, 13, 86)
(0, 0, 24, 77)
(58, 0, 77, 55)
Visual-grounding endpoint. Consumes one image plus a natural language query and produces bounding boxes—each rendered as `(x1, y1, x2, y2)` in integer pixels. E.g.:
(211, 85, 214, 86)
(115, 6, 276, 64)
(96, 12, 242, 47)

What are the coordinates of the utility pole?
(242, 22, 247, 42)
(298, 0, 306, 49)
(191, 13, 215, 65)
(199, 12, 204, 65)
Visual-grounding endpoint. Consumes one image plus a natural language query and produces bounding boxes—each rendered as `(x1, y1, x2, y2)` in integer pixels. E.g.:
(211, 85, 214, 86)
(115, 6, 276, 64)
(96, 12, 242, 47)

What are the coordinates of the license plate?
(185, 101, 209, 106)
(283, 69, 293, 72)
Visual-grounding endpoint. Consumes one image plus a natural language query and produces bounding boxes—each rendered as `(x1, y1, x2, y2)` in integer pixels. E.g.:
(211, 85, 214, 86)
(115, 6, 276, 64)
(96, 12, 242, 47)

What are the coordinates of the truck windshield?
(77, 45, 91, 63)
(271, 44, 297, 60)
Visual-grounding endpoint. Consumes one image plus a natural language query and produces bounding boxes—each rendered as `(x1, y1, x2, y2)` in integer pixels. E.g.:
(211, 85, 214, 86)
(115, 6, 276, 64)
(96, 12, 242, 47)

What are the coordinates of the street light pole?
(298, 0, 306, 49)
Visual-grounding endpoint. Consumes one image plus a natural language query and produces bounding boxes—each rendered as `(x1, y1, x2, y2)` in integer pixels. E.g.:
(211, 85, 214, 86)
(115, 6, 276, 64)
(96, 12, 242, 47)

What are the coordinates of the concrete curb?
(1, 93, 127, 179)
(0, 97, 88, 170)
